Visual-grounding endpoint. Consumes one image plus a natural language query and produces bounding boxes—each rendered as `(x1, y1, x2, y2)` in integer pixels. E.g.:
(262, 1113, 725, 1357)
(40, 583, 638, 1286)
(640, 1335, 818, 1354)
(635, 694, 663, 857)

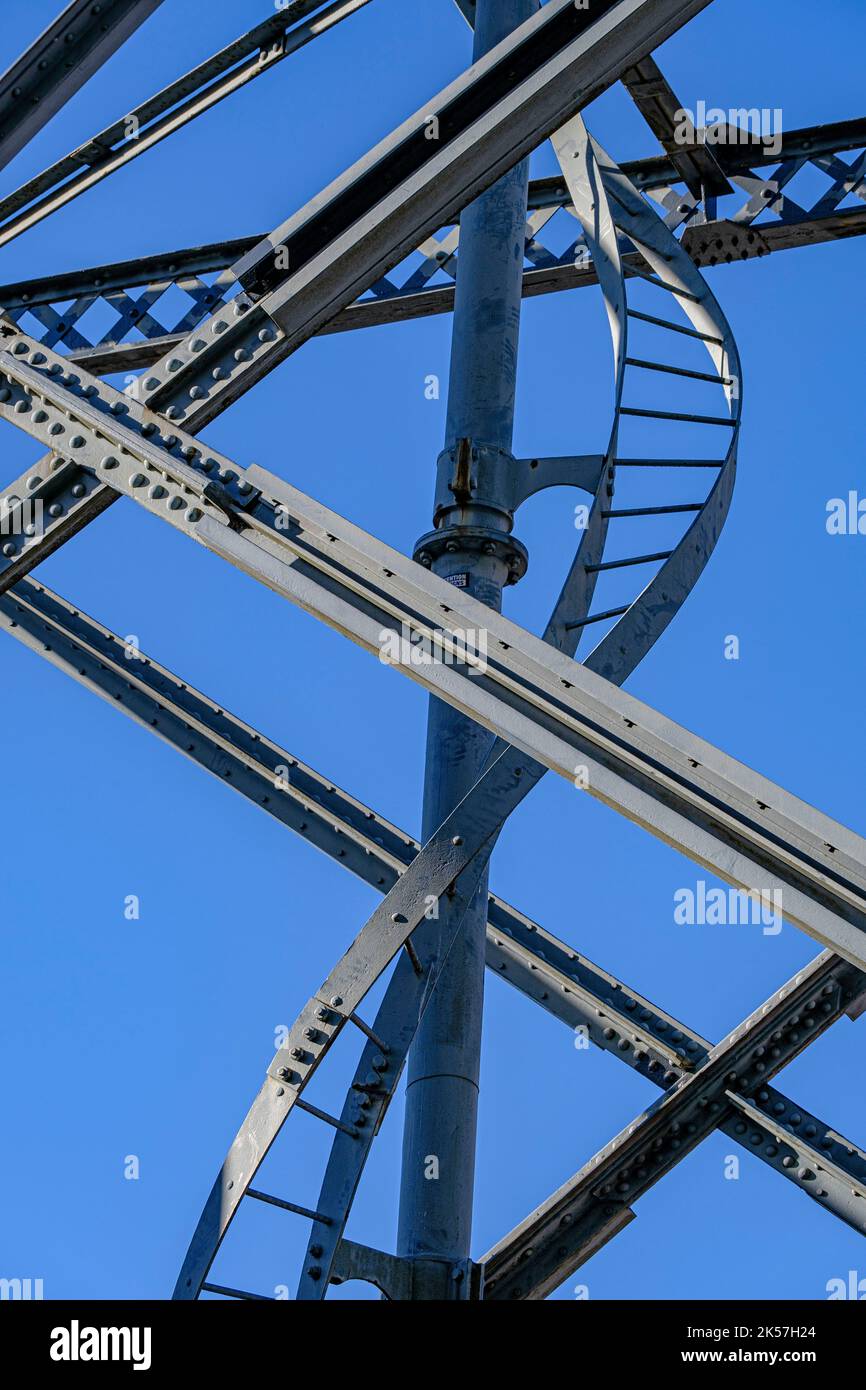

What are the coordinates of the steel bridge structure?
(1, 0, 864, 1301)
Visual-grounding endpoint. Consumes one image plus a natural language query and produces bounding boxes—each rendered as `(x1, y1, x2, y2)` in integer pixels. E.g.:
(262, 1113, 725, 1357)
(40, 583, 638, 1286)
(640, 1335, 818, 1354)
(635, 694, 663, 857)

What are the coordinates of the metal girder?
(0, 0, 712, 588)
(229, 0, 713, 310)
(0, 203, 859, 381)
(482, 951, 866, 1299)
(0, 0, 375, 250)
(620, 54, 732, 197)
(0, 0, 164, 174)
(1, 114, 858, 302)
(1, 332, 866, 976)
(1, 118, 863, 376)
(5, 575, 866, 1240)
(625, 115, 866, 191)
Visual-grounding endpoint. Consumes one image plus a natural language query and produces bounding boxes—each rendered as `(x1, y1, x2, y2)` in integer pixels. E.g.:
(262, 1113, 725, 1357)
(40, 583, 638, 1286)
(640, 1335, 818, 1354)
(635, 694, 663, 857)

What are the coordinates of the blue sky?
(1, 0, 864, 1301)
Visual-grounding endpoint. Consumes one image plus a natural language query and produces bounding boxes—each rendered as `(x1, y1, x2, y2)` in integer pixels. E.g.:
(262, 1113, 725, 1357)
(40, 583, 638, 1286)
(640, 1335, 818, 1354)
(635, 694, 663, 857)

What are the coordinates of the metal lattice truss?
(1, 0, 864, 1300)
(1, 112, 864, 378)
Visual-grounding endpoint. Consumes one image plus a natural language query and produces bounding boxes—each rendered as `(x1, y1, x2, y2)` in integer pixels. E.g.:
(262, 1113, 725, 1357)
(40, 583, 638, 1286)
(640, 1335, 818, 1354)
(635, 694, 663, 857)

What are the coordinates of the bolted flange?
(414, 525, 528, 586)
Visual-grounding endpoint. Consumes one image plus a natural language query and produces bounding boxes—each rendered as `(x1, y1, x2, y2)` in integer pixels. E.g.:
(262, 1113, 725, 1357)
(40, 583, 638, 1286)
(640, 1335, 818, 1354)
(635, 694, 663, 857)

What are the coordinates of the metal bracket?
(683, 218, 771, 267)
(512, 454, 607, 507)
(329, 1240, 482, 1300)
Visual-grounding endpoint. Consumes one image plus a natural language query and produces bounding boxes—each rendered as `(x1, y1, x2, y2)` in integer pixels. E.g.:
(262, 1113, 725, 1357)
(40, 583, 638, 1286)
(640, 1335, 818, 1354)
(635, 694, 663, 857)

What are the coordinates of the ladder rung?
(603, 503, 703, 518)
(296, 1097, 359, 1138)
(621, 407, 735, 427)
(586, 550, 673, 573)
(565, 605, 630, 631)
(202, 1282, 271, 1301)
(625, 265, 701, 302)
(625, 357, 730, 385)
(627, 308, 723, 344)
(246, 1188, 332, 1224)
(615, 458, 724, 468)
(349, 1011, 390, 1052)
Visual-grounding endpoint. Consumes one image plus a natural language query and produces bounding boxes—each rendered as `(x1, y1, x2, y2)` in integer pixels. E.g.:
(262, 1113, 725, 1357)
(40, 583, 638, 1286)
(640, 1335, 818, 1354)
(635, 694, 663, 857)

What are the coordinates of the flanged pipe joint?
(413, 436, 529, 589)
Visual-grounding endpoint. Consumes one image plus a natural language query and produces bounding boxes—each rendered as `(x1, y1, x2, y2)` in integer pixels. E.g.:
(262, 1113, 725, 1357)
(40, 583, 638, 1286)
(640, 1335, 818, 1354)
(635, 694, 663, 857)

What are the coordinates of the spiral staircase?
(171, 114, 742, 1301)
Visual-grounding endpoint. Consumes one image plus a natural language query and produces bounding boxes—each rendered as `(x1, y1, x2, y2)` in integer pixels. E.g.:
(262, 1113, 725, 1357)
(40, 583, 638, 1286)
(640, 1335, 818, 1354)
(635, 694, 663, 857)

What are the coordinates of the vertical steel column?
(398, 0, 537, 1294)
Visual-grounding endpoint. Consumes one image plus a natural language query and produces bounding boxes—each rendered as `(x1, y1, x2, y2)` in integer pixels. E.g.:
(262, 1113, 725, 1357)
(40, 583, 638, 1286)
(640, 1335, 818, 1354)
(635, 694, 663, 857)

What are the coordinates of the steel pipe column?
(397, 0, 538, 1289)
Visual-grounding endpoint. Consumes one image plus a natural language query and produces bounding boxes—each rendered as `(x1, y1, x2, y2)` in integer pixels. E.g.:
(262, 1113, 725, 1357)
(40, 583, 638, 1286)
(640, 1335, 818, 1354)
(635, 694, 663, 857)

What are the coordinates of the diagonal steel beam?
(0, 0, 375, 250)
(482, 949, 866, 1299)
(0, 0, 164, 174)
(0, 0, 714, 590)
(620, 54, 731, 196)
(1, 332, 866, 977)
(4, 574, 865, 1236)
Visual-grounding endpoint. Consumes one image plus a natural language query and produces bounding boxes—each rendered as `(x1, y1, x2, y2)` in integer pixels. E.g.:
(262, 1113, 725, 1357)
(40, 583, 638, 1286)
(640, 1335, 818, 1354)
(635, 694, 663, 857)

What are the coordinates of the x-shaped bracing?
(0, 322, 865, 1296)
(1, 0, 863, 1298)
(5, 577, 866, 1272)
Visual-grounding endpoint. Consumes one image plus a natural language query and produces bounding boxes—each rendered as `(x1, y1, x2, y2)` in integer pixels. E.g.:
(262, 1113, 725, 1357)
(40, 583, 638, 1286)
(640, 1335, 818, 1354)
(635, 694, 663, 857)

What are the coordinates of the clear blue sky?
(1, 0, 864, 1301)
